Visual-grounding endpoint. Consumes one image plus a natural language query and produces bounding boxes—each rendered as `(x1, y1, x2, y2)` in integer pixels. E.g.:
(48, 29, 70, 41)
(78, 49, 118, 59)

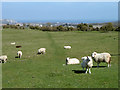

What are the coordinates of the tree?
(100, 22, 115, 32)
(81, 26, 89, 31)
(89, 24, 93, 27)
(77, 24, 83, 31)
(100, 26, 108, 33)
(107, 22, 115, 31)
(57, 25, 64, 31)
(77, 23, 89, 31)
(95, 27, 99, 31)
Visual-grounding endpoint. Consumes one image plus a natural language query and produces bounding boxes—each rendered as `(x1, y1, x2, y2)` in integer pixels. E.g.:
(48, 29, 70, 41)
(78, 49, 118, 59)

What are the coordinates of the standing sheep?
(0, 55, 7, 63)
(66, 57, 80, 65)
(81, 56, 93, 74)
(17, 51, 22, 58)
(38, 48, 46, 54)
(91, 52, 111, 67)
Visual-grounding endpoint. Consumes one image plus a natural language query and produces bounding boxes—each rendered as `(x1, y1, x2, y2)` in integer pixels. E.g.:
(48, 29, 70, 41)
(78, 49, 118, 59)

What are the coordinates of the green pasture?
(2, 29, 118, 88)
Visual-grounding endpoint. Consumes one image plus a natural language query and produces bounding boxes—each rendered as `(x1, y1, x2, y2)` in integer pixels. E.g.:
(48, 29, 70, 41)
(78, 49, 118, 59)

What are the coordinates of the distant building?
(50, 25, 53, 27)
(39, 24, 43, 27)
(15, 23, 23, 26)
(93, 25, 103, 28)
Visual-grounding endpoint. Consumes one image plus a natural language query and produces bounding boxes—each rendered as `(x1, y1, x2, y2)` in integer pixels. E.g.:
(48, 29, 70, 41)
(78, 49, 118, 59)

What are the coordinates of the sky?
(1, 0, 120, 2)
(2, 2, 118, 23)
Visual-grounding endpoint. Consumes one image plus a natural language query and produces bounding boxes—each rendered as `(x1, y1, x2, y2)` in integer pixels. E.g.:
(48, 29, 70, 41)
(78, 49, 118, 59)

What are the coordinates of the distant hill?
(90, 21, 118, 27)
(0, 19, 17, 24)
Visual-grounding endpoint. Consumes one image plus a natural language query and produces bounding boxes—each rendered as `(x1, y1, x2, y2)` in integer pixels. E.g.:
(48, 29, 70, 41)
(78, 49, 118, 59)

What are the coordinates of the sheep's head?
(66, 57, 70, 60)
(81, 56, 87, 60)
(66, 57, 70, 65)
(86, 56, 90, 62)
(91, 52, 97, 58)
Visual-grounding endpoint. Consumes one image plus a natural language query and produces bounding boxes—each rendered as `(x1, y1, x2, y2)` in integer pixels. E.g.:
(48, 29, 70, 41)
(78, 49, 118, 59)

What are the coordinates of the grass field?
(2, 29, 118, 88)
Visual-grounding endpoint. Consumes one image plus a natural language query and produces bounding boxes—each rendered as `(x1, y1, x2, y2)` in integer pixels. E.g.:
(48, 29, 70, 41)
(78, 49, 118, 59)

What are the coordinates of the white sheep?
(66, 57, 80, 65)
(38, 48, 46, 54)
(91, 52, 111, 67)
(81, 56, 93, 74)
(17, 51, 22, 58)
(64, 46, 71, 49)
(11, 42, 15, 45)
(0, 55, 7, 63)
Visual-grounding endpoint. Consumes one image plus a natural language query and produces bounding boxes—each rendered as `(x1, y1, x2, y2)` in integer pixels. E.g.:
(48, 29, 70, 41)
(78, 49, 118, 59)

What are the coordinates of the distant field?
(2, 29, 118, 88)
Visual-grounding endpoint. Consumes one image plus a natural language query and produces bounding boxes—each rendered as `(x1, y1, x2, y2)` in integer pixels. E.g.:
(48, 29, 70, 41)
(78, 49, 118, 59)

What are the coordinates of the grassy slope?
(2, 29, 118, 88)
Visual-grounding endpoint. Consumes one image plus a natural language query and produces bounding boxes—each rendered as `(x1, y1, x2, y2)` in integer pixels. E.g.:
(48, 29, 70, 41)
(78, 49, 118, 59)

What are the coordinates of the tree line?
(3, 22, 119, 32)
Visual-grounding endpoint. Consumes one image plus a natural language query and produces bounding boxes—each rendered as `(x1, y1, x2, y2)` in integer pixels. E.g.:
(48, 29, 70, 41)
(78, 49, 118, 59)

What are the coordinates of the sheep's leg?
(85, 68, 88, 74)
(18, 54, 21, 58)
(108, 57, 111, 67)
(66, 59, 68, 65)
(89, 68, 91, 74)
(97, 62, 100, 68)
(108, 63, 111, 67)
(4, 60, 6, 63)
(97, 63, 99, 68)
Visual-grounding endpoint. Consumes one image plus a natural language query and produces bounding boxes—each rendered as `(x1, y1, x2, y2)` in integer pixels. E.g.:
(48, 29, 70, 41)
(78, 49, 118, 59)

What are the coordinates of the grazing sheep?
(11, 42, 15, 45)
(66, 57, 80, 65)
(81, 56, 93, 74)
(64, 46, 71, 49)
(17, 51, 22, 58)
(38, 48, 46, 54)
(0, 55, 7, 63)
(91, 52, 111, 67)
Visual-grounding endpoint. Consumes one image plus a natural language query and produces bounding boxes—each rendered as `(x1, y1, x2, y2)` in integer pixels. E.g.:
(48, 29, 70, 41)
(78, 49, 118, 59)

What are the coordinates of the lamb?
(66, 57, 80, 65)
(81, 56, 93, 74)
(0, 55, 7, 63)
(17, 51, 22, 58)
(91, 52, 111, 67)
(11, 42, 15, 45)
(38, 48, 46, 54)
(64, 46, 71, 49)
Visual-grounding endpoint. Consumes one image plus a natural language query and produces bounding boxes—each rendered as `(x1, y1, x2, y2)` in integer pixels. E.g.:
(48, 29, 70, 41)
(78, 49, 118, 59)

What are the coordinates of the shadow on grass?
(72, 66, 107, 74)
(111, 54, 120, 56)
(92, 66, 107, 68)
(72, 70, 86, 74)
(15, 56, 19, 58)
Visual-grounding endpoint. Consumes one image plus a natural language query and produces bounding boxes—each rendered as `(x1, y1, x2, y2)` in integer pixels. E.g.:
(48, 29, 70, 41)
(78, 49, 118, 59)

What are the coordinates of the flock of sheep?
(64, 46, 111, 74)
(0, 43, 111, 74)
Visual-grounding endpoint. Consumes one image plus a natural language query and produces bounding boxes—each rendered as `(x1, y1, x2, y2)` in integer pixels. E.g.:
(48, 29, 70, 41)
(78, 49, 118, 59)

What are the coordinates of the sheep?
(38, 48, 46, 54)
(11, 42, 15, 45)
(64, 46, 71, 49)
(66, 57, 80, 65)
(16, 46, 22, 48)
(91, 52, 111, 67)
(0, 55, 7, 63)
(17, 51, 22, 58)
(81, 56, 93, 74)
